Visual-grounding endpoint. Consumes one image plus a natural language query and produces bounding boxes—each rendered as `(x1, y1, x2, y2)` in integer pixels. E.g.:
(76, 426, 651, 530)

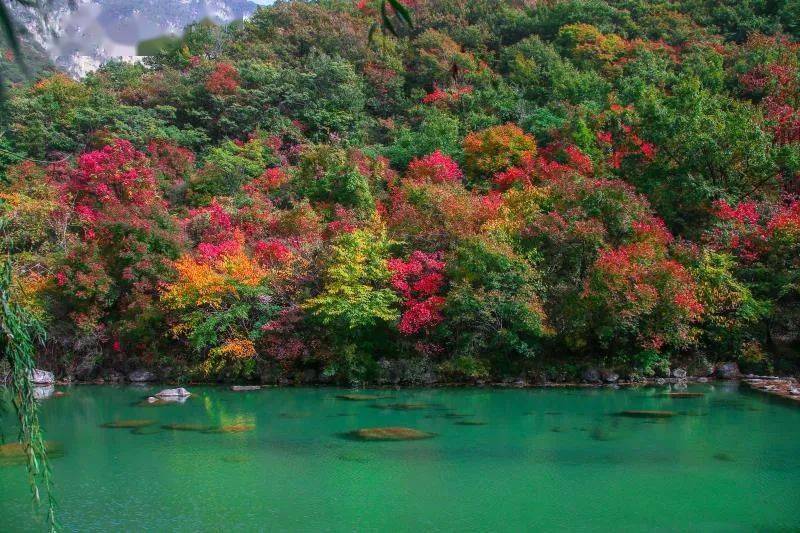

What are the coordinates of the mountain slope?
(8, 0, 257, 77)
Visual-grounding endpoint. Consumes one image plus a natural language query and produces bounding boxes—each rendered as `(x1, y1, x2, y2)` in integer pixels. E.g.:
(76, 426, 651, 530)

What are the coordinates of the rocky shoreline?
(3, 363, 797, 405)
(742, 376, 800, 403)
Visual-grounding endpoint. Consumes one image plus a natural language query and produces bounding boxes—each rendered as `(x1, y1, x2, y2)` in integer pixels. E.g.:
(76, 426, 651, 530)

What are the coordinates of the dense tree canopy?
(2, 0, 800, 383)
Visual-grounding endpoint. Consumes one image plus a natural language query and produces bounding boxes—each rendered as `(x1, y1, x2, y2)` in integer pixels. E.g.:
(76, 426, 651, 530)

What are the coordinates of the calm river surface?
(1, 384, 799, 531)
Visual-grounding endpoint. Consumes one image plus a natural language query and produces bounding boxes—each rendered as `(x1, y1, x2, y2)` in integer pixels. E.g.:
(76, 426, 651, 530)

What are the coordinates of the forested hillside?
(1, 0, 799, 384)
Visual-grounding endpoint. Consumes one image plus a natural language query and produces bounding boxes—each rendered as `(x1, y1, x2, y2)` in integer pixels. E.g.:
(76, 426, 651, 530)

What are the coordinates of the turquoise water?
(1, 384, 799, 532)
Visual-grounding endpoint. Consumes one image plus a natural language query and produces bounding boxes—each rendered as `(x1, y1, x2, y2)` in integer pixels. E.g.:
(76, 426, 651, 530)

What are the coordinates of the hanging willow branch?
(1, 254, 57, 529)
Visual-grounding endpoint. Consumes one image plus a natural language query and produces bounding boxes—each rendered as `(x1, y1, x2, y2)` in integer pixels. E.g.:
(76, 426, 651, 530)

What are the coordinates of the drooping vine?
(1, 234, 57, 530)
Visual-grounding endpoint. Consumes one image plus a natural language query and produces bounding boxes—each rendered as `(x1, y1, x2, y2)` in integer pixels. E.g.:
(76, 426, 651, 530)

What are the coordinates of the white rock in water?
(29, 369, 55, 385)
(33, 385, 54, 400)
(155, 387, 191, 398)
(231, 385, 261, 391)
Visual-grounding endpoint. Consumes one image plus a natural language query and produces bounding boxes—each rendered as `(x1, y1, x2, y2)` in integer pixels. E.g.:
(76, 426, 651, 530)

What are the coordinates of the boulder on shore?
(672, 368, 688, 379)
(581, 368, 601, 383)
(128, 370, 155, 383)
(29, 369, 55, 385)
(716, 362, 741, 380)
(600, 370, 619, 383)
(155, 387, 191, 398)
(103, 370, 125, 383)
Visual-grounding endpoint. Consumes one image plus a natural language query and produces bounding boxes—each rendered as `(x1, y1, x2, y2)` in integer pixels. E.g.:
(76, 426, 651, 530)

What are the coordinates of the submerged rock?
(278, 412, 311, 419)
(155, 387, 191, 399)
(221, 455, 251, 464)
(0, 441, 64, 466)
(161, 423, 219, 432)
(101, 419, 156, 429)
(231, 385, 261, 392)
(713, 452, 735, 462)
(346, 427, 436, 441)
(369, 402, 434, 411)
(617, 410, 676, 418)
(130, 426, 162, 436)
(203, 424, 255, 434)
(29, 369, 55, 385)
(589, 427, 614, 441)
(455, 420, 487, 426)
(128, 370, 155, 383)
(336, 393, 390, 401)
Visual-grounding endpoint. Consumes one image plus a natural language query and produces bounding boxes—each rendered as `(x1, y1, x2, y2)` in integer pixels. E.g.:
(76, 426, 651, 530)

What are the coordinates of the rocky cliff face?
(9, 0, 257, 77)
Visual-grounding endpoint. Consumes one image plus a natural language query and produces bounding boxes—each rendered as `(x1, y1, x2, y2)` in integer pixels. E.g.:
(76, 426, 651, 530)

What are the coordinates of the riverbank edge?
(741, 377, 800, 404)
(6, 368, 799, 404)
(45, 374, 793, 391)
